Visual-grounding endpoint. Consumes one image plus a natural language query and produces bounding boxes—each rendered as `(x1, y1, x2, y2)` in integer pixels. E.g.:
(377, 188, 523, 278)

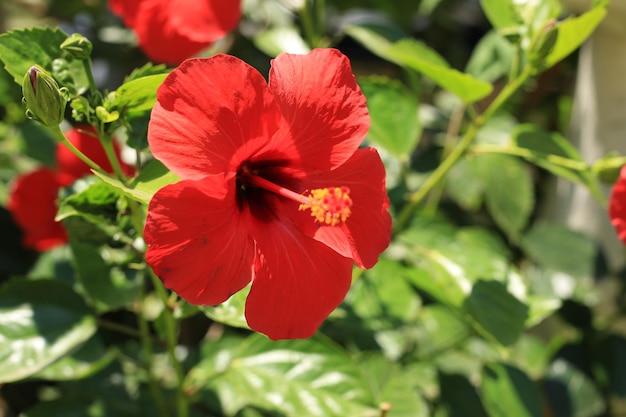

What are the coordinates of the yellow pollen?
(299, 186, 352, 226)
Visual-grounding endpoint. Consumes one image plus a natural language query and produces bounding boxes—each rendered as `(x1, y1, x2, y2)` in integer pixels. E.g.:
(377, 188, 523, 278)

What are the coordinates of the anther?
(299, 187, 352, 226)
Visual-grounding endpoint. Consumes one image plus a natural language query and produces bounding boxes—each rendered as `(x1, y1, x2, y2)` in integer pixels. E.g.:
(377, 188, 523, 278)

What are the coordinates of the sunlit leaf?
(113, 74, 168, 114)
(544, 5, 607, 68)
(480, 362, 542, 417)
(0, 27, 69, 84)
(186, 334, 376, 417)
(93, 159, 180, 205)
(0, 279, 97, 383)
(32, 335, 116, 380)
(463, 280, 528, 346)
(386, 39, 493, 103)
(359, 76, 421, 158)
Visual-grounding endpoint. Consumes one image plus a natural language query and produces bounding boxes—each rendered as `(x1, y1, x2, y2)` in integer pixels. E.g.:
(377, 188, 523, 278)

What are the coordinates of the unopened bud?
(22, 66, 67, 127)
(60, 33, 93, 60)
(592, 153, 626, 183)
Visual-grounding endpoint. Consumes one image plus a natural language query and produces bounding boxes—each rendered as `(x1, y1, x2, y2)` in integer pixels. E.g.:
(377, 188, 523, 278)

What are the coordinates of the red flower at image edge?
(108, 0, 241, 65)
(8, 126, 133, 251)
(144, 48, 392, 340)
(610, 165, 626, 244)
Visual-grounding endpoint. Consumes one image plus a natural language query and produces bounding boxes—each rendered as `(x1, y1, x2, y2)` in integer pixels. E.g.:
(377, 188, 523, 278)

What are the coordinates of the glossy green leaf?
(439, 372, 489, 417)
(186, 334, 375, 417)
(359, 76, 421, 158)
(253, 26, 310, 57)
(344, 23, 406, 59)
(360, 355, 430, 417)
(511, 124, 586, 183)
(32, 335, 116, 380)
(521, 223, 598, 278)
(69, 239, 140, 312)
(465, 31, 515, 82)
(113, 73, 168, 114)
(544, 5, 607, 68)
(414, 305, 470, 360)
(446, 158, 484, 211)
(480, 362, 542, 417)
(386, 39, 493, 103)
(0, 27, 69, 84)
(0, 279, 97, 383)
(479, 0, 520, 31)
(200, 284, 250, 329)
(545, 358, 606, 417)
(470, 154, 534, 240)
(463, 281, 528, 346)
(93, 159, 180, 205)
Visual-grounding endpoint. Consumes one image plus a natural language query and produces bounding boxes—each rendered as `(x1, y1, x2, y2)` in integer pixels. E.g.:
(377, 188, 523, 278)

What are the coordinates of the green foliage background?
(1, 0, 625, 416)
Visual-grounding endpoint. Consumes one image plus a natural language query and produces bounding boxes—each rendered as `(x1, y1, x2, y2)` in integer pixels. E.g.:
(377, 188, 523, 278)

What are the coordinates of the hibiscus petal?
(269, 48, 370, 171)
(293, 148, 391, 269)
(7, 168, 67, 251)
(610, 165, 626, 244)
(245, 197, 353, 340)
(144, 174, 255, 305)
(168, 0, 241, 43)
(108, 0, 140, 27)
(149, 56, 287, 180)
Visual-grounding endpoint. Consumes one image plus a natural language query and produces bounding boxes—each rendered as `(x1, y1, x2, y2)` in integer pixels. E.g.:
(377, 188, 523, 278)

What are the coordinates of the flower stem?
(82, 58, 97, 95)
(51, 125, 106, 174)
(149, 268, 189, 417)
(393, 65, 534, 234)
(137, 272, 170, 417)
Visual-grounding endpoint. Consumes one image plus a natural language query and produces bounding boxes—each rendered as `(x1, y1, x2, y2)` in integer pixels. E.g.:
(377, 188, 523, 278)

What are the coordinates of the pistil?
(241, 172, 352, 226)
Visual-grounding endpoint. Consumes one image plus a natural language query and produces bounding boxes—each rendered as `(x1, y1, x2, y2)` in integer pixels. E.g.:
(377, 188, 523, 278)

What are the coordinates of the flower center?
(299, 187, 352, 226)
(240, 171, 352, 226)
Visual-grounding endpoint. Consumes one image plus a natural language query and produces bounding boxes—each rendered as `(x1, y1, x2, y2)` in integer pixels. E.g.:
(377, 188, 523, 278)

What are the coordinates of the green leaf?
(414, 305, 470, 359)
(439, 372, 489, 417)
(479, 0, 520, 31)
(463, 281, 528, 346)
(470, 154, 534, 240)
(113, 73, 168, 114)
(545, 358, 606, 417)
(359, 76, 421, 158)
(480, 362, 542, 417)
(344, 23, 406, 59)
(93, 159, 180, 205)
(200, 284, 250, 329)
(386, 39, 493, 103)
(352, 258, 421, 323)
(544, 5, 607, 68)
(360, 355, 430, 417)
(0, 27, 69, 85)
(345, 25, 493, 102)
(186, 334, 375, 417)
(521, 223, 598, 278)
(511, 124, 586, 184)
(253, 26, 310, 57)
(0, 279, 97, 383)
(465, 31, 515, 82)
(32, 335, 116, 380)
(446, 158, 484, 211)
(69, 239, 141, 312)
(19, 120, 58, 167)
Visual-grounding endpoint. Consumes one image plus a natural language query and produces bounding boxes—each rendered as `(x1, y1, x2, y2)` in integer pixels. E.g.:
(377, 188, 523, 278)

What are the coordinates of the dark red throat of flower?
(241, 172, 352, 226)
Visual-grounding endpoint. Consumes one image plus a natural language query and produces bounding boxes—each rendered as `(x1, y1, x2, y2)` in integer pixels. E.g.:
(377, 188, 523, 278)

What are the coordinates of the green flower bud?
(60, 33, 93, 60)
(22, 65, 67, 127)
(592, 153, 626, 183)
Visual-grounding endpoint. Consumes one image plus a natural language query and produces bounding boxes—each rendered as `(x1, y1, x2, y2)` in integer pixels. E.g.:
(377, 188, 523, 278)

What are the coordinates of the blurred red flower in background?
(8, 126, 133, 251)
(144, 49, 392, 340)
(108, 0, 241, 65)
(610, 166, 626, 244)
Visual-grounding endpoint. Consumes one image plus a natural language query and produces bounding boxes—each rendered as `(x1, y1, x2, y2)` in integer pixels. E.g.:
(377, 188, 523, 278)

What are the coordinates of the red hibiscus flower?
(144, 48, 392, 340)
(610, 165, 626, 244)
(8, 126, 133, 251)
(108, 0, 241, 65)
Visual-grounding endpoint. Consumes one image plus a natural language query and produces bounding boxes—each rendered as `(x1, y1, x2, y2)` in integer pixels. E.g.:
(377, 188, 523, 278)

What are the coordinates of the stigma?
(299, 187, 352, 226)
